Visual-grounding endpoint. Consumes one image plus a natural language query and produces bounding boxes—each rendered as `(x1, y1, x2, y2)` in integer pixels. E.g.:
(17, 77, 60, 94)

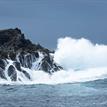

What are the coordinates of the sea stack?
(0, 28, 62, 81)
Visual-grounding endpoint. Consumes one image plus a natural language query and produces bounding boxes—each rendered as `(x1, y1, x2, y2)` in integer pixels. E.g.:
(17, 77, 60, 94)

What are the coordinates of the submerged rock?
(0, 28, 62, 81)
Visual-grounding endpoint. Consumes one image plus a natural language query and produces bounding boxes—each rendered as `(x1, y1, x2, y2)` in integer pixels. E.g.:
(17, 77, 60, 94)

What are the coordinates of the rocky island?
(0, 28, 62, 81)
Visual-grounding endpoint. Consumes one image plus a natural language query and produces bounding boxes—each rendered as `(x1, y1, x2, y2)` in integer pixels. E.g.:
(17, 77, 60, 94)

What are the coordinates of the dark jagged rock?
(14, 62, 21, 71)
(0, 28, 62, 81)
(8, 65, 17, 81)
(22, 70, 31, 80)
(0, 67, 6, 79)
(0, 59, 7, 79)
(34, 52, 39, 58)
(0, 59, 5, 69)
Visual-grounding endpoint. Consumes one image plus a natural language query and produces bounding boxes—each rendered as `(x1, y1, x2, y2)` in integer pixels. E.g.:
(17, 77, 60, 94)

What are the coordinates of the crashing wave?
(0, 28, 107, 85)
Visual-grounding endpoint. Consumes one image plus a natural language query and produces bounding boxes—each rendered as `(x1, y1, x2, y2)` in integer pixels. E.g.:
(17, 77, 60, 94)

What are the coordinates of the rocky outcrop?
(0, 28, 62, 81)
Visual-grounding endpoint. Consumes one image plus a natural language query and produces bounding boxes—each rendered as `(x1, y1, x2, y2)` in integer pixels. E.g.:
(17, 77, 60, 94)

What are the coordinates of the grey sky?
(0, 0, 107, 49)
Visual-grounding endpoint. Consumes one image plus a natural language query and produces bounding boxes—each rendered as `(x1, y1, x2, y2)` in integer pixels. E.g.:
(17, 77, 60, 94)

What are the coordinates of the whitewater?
(0, 37, 107, 85)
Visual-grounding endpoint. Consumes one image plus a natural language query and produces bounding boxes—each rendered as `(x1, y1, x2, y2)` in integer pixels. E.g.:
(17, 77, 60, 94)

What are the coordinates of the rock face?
(0, 28, 62, 81)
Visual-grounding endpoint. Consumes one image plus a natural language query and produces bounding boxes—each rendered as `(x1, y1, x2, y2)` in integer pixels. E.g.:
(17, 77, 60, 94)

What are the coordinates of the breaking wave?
(1, 37, 107, 85)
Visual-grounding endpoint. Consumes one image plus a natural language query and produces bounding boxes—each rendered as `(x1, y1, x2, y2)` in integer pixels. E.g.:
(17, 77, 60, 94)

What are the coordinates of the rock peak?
(0, 28, 51, 54)
(0, 28, 62, 81)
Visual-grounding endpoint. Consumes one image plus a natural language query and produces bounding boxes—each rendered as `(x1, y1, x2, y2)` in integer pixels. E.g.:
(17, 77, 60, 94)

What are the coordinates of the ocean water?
(0, 37, 107, 107)
(0, 79, 107, 107)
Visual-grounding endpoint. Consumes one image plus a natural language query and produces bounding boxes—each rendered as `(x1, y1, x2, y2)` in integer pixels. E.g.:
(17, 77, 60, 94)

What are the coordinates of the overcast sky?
(0, 0, 107, 49)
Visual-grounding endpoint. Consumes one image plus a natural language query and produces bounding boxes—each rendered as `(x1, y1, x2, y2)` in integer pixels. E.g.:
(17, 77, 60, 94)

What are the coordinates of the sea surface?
(0, 79, 107, 107)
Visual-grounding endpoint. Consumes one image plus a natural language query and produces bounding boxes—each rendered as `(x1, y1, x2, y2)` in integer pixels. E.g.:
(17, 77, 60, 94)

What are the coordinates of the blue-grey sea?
(0, 79, 107, 107)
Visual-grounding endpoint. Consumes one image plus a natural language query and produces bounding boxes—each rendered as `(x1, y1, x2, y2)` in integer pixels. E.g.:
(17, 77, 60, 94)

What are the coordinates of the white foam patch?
(27, 67, 107, 84)
(1, 67, 107, 85)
